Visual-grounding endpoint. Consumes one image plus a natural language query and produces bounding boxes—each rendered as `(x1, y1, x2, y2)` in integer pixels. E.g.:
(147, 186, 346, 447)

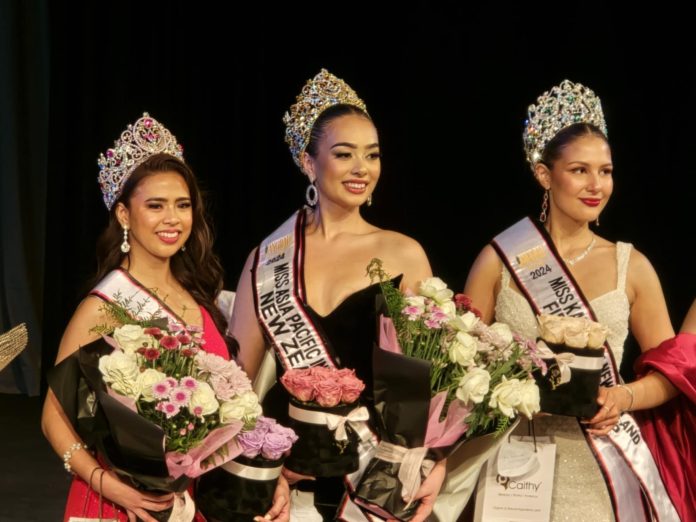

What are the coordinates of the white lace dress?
(495, 242, 632, 522)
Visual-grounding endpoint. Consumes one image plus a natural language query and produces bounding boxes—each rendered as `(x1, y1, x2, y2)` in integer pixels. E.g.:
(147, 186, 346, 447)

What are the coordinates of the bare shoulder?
(624, 246, 665, 302)
(371, 229, 431, 289)
(464, 245, 503, 295)
(56, 296, 110, 363)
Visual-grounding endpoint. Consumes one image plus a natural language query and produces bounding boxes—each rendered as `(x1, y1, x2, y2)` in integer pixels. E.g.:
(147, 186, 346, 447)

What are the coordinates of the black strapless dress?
(262, 276, 402, 520)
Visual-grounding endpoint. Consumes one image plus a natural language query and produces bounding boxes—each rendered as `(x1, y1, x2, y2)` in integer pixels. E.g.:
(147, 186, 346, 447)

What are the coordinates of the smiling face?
(536, 134, 614, 225)
(301, 113, 380, 210)
(115, 171, 193, 261)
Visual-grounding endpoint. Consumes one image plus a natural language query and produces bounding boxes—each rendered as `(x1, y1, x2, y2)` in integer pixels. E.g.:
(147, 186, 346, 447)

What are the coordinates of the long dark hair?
(304, 104, 372, 158)
(539, 123, 609, 168)
(93, 153, 228, 336)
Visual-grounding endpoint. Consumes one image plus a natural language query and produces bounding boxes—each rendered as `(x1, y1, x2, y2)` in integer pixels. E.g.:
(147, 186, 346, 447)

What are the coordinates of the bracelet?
(62, 442, 86, 474)
(616, 384, 635, 412)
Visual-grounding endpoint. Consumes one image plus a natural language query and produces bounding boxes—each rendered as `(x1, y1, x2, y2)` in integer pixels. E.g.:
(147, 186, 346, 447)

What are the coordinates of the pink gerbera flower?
(160, 335, 180, 350)
(156, 401, 180, 418)
(170, 387, 192, 406)
(177, 333, 193, 345)
(144, 348, 160, 361)
(153, 380, 172, 400)
(180, 377, 198, 390)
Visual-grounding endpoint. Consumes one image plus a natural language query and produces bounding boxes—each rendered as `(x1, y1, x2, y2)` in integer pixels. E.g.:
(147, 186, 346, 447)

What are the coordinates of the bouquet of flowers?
(533, 314, 608, 418)
(196, 416, 297, 521)
(353, 260, 542, 521)
(48, 315, 261, 521)
(280, 366, 368, 477)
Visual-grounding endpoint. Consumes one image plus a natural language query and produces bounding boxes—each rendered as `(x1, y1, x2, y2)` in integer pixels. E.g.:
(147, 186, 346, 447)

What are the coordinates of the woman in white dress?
(464, 80, 680, 521)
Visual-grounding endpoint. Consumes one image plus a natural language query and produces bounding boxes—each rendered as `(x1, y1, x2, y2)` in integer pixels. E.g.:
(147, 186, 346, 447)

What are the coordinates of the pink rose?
(308, 366, 333, 380)
(339, 376, 365, 404)
(313, 380, 342, 407)
(280, 370, 316, 402)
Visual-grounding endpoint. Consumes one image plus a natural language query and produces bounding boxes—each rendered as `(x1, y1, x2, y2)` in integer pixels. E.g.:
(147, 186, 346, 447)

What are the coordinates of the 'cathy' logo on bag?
(496, 475, 542, 492)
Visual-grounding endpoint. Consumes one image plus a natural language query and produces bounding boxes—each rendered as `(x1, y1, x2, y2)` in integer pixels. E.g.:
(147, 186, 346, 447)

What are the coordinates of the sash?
(90, 269, 182, 324)
(253, 209, 379, 522)
(252, 208, 336, 370)
(492, 217, 680, 522)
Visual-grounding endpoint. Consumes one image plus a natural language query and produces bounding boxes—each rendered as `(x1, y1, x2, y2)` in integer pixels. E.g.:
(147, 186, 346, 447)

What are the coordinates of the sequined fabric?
(497, 242, 632, 521)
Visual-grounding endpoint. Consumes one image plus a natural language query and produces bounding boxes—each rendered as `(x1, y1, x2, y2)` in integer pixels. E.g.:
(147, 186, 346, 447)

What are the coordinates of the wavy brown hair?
(93, 153, 228, 337)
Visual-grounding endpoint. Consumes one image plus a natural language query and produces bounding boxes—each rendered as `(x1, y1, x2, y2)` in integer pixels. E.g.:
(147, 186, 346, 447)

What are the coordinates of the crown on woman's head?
(283, 69, 368, 168)
(523, 80, 607, 167)
(97, 113, 184, 209)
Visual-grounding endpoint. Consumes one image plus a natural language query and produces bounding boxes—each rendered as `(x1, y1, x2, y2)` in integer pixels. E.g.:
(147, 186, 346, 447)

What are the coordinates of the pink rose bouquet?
(280, 367, 369, 477)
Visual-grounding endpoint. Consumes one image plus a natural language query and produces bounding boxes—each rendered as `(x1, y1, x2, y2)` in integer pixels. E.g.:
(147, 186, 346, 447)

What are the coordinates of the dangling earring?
(120, 226, 131, 253)
(181, 244, 187, 252)
(595, 217, 600, 227)
(305, 181, 318, 206)
(539, 190, 549, 223)
(366, 194, 373, 207)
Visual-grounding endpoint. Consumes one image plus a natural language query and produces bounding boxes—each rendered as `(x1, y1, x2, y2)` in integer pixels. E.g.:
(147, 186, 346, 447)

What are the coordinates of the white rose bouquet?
(534, 314, 609, 418)
(353, 260, 543, 521)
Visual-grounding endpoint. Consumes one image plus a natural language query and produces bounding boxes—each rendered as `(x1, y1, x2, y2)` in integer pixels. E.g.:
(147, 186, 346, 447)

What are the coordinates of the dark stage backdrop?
(10, 2, 694, 392)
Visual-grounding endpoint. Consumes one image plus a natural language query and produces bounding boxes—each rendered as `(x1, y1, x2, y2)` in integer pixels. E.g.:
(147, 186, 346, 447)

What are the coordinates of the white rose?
(113, 324, 151, 355)
(405, 295, 426, 310)
(489, 377, 522, 418)
(448, 332, 478, 366)
(564, 324, 589, 348)
(517, 379, 541, 419)
(489, 322, 514, 347)
(587, 322, 608, 349)
(438, 300, 457, 319)
(456, 367, 491, 404)
(419, 277, 454, 305)
(450, 311, 478, 333)
(238, 391, 262, 419)
(137, 368, 167, 402)
(537, 314, 566, 344)
(189, 382, 219, 416)
(219, 400, 247, 423)
(98, 351, 140, 398)
(219, 391, 261, 423)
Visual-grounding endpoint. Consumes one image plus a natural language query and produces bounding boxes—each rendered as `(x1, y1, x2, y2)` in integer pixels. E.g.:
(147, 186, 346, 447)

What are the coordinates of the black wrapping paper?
(534, 340, 604, 418)
(284, 398, 360, 477)
(196, 455, 282, 521)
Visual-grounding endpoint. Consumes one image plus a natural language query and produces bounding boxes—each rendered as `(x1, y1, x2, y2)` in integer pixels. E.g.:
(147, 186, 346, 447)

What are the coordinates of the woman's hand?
(99, 470, 174, 522)
(281, 466, 315, 486)
(584, 385, 631, 436)
(254, 474, 290, 522)
(396, 458, 447, 522)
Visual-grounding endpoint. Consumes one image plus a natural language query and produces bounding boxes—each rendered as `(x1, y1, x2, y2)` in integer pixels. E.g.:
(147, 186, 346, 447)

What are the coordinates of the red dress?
(63, 306, 229, 521)
(634, 333, 696, 522)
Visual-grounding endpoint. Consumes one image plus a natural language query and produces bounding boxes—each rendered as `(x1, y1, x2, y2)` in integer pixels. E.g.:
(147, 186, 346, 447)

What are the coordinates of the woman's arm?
(679, 299, 696, 333)
(463, 245, 502, 324)
(230, 249, 268, 381)
(588, 250, 679, 435)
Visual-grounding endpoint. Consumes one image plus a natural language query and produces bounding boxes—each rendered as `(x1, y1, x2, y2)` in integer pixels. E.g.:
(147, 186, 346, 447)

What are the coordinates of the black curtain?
(0, 0, 49, 395)
(0, 3, 691, 392)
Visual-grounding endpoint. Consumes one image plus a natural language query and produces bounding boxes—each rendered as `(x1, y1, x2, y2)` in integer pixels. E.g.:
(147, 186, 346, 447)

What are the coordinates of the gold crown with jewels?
(523, 80, 607, 167)
(97, 113, 184, 209)
(283, 69, 368, 168)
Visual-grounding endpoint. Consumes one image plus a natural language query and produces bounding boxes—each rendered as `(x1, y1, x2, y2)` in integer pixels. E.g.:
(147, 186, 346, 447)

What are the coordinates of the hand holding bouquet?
(353, 260, 542, 521)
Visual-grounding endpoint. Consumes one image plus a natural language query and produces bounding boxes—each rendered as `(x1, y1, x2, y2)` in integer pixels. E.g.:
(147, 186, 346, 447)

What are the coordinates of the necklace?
(564, 235, 596, 266)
